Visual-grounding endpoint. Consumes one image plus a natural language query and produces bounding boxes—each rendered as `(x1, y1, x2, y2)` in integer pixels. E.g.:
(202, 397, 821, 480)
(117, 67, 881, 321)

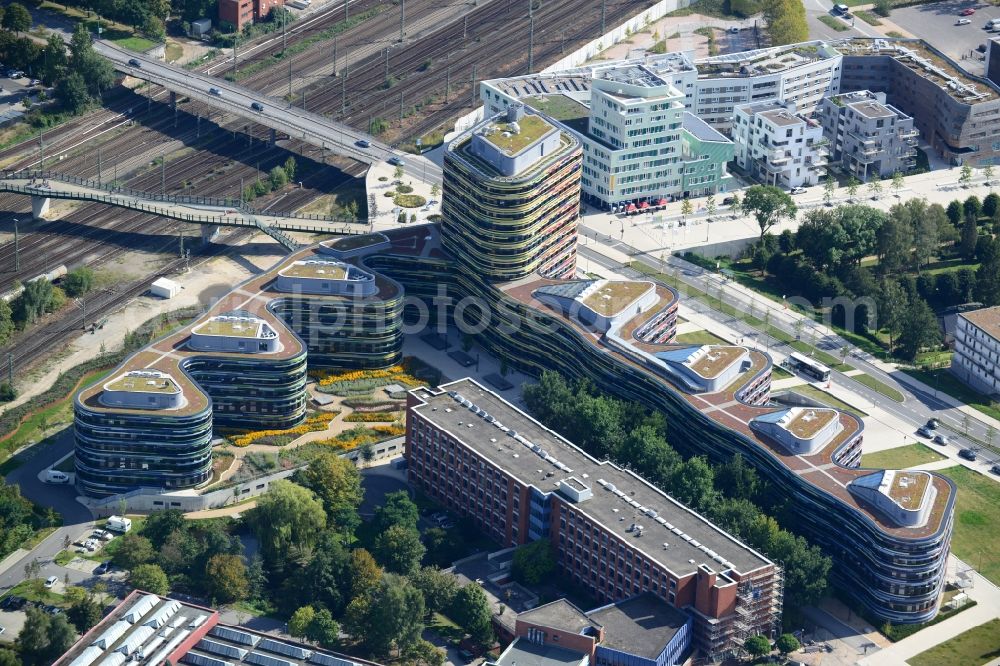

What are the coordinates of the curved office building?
(442, 107, 583, 282)
(74, 245, 403, 497)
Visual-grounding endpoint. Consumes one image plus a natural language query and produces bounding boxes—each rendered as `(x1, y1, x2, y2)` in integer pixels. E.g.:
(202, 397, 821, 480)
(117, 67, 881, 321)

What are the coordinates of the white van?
(44, 470, 69, 484)
(106, 516, 132, 533)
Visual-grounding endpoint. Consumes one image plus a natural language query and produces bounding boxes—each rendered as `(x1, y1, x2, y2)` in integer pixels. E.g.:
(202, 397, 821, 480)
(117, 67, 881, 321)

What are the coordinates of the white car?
(44, 576, 57, 588)
(957, 18, 972, 25)
(790, 186, 807, 195)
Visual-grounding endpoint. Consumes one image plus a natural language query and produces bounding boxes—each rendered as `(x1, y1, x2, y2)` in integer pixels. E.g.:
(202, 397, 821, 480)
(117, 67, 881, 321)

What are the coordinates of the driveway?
(1, 429, 95, 596)
(359, 468, 409, 518)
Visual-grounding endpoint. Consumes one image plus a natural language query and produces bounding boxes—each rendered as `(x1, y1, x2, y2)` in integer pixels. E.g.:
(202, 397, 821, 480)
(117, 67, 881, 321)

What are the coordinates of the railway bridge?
(94, 41, 442, 183)
(0, 170, 372, 251)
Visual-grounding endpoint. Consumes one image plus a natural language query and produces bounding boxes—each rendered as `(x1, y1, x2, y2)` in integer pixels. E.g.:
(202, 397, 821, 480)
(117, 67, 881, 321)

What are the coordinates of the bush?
(396, 184, 414, 194)
(394, 194, 426, 208)
(873, 0, 891, 16)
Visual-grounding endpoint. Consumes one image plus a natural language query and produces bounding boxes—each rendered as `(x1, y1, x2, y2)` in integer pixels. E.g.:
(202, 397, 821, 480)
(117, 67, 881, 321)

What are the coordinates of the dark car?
(926, 418, 941, 429)
(933, 433, 950, 446)
(917, 426, 933, 438)
(722, 196, 737, 205)
(250, 101, 264, 112)
(208, 87, 221, 96)
(128, 58, 141, 68)
(959, 448, 977, 461)
(356, 139, 372, 148)
(990, 464, 1000, 475)
(94, 561, 112, 575)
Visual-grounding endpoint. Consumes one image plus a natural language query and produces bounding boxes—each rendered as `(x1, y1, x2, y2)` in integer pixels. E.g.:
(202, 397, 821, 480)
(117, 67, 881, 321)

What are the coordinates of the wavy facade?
(74, 237, 403, 497)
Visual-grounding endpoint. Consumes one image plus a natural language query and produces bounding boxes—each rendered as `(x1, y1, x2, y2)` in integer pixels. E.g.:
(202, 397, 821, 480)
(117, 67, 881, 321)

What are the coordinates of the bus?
(786, 351, 831, 382)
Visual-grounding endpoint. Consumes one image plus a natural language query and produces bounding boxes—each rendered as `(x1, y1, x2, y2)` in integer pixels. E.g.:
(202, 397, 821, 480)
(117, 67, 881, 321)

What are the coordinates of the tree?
(283, 156, 297, 180)
(986, 164, 995, 187)
(959, 163, 973, 187)
(404, 639, 446, 666)
(289, 605, 316, 638)
(295, 452, 363, 535)
(373, 524, 426, 575)
(668, 456, 717, 510)
(130, 563, 169, 594)
(762, 0, 807, 44)
(306, 607, 340, 648)
(776, 633, 801, 655)
(680, 197, 693, 220)
(62, 266, 95, 297)
(715, 453, 760, 501)
(868, 177, 882, 199)
(878, 209, 914, 276)
(2, 3, 31, 34)
(873, 0, 892, 15)
(876, 280, 908, 352)
(891, 170, 904, 197)
(451, 582, 494, 648)
(744, 635, 771, 659)
(113, 533, 155, 570)
(41, 33, 67, 86)
(511, 540, 556, 586)
(0, 299, 13, 348)
(0, 649, 19, 666)
(350, 547, 383, 600)
(410, 566, 458, 616)
(68, 595, 102, 632)
(18, 608, 74, 666)
(372, 490, 419, 534)
(741, 185, 797, 243)
(823, 177, 835, 205)
(248, 479, 326, 568)
(143, 15, 166, 40)
(961, 216, 979, 260)
(394, 165, 404, 180)
(347, 574, 426, 657)
(205, 553, 249, 603)
(269, 165, 288, 190)
(985, 193, 1000, 219)
(143, 509, 186, 548)
(705, 193, 717, 219)
(976, 238, 1000, 306)
(846, 176, 860, 199)
(430, 182, 440, 197)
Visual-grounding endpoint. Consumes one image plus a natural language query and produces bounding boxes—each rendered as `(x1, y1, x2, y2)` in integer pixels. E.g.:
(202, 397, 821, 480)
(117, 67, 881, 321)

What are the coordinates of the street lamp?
(11, 218, 19, 272)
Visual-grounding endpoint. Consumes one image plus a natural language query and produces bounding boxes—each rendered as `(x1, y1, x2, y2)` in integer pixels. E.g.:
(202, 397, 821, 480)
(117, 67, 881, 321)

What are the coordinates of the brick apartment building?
(406, 379, 783, 661)
(218, 0, 283, 32)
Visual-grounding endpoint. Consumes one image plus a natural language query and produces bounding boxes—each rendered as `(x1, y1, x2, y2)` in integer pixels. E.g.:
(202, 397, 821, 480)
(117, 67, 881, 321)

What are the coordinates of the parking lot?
(717, 25, 766, 55)
(889, 0, 996, 70)
(0, 72, 38, 124)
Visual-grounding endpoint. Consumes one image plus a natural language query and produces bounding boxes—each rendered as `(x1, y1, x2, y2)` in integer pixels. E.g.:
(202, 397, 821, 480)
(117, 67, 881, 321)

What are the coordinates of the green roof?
(483, 115, 555, 156)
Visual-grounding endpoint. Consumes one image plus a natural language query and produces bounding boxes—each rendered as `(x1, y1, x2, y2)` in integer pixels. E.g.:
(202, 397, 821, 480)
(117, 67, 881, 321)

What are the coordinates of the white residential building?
(952, 305, 1000, 396)
(732, 101, 827, 189)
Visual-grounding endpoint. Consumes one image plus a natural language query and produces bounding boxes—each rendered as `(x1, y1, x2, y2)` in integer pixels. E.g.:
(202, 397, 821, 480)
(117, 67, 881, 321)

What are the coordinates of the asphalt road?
(1, 430, 96, 596)
(889, 0, 991, 67)
(578, 235, 1000, 472)
(804, 0, 878, 40)
(92, 41, 442, 184)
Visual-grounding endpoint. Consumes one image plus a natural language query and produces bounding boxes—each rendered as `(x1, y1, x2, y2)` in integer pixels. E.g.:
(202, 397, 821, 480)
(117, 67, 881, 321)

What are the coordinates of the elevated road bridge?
(94, 40, 442, 183)
(0, 170, 373, 251)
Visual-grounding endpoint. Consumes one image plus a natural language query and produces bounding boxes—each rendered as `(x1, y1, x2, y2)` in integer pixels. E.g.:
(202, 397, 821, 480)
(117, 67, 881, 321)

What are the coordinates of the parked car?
(959, 448, 977, 461)
(926, 418, 941, 429)
(790, 186, 807, 194)
(990, 464, 1000, 475)
(388, 156, 405, 167)
(960, 7, 976, 15)
(94, 561, 112, 575)
(44, 576, 58, 589)
(208, 87, 221, 96)
(45, 470, 69, 484)
(957, 18, 972, 25)
(833, 3, 849, 12)
(6, 70, 23, 78)
(250, 101, 264, 112)
(722, 196, 737, 206)
(727, 26, 740, 33)
(356, 139, 371, 148)
(933, 433, 951, 446)
(917, 426, 933, 438)
(127, 58, 141, 68)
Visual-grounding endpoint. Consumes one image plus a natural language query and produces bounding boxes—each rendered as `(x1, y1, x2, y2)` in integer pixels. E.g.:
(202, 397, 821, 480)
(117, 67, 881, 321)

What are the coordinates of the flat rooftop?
(279, 259, 349, 280)
(597, 64, 668, 88)
(695, 42, 837, 78)
(889, 471, 931, 511)
(687, 346, 745, 380)
(759, 108, 805, 127)
(786, 408, 837, 439)
(518, 599, 600, 634)
(960, 305, 1000, 342)
(582, 281, 652, 317)
(192, 316, 263, 338)
(411, 379, 772, 576)
(105, 371, 179, 394)
(482, 115, 555, 156)
(495, 638, 588, 666)
(586, 594, 689, 660)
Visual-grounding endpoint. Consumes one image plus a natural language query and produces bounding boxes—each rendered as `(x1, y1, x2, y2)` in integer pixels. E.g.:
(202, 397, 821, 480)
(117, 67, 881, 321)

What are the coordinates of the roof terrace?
(279, 259, 349, 280)
(582, 281, 654, 317)
(481, 115, 557, 157)
(105, 370, 180, 394)
(685, 346, 746, 380)
(192, 315, 265, 338)
(786, 408, 838, 439)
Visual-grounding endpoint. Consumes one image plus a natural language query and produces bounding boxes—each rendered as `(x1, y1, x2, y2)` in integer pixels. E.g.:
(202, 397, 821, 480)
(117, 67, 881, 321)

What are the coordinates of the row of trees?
(742, 188, 1000, 359)
(0, 266, 96, 346)
(762, 0, 808, 45)
(54, 0, 168, 40)
(522, 372, 832, 615)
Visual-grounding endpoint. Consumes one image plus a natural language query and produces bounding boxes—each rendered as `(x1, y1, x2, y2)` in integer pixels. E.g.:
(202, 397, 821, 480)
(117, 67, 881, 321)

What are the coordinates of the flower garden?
(224, 412, 337, 447)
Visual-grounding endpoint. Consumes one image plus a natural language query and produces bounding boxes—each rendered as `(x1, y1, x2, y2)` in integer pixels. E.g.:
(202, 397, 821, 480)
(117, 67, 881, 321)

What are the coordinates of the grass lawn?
(428, 612, 464, 642)
(852, 373, 905, 402)
(771, 365, 794, 379)
(860, 443, 946, 469)
(818, 15, 850, 31)
(22, 526, 58, 550)
(54, 550, 74, 566)
(7, 580, 69, 607)
(790, 385, 868, 417)
(165, 41, 184, 63)
(855, 9, 882, 25)
(908, 618, 1000, 666)
(904, 367, 1000, 423)
(937, 466, 1000, 585)
(676, 330, 729, 346)
(112, 35, 159, 52)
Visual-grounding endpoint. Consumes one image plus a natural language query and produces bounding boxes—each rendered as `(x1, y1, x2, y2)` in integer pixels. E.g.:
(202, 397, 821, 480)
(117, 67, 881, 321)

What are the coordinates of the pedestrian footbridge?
(0, 170, 371, 251)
